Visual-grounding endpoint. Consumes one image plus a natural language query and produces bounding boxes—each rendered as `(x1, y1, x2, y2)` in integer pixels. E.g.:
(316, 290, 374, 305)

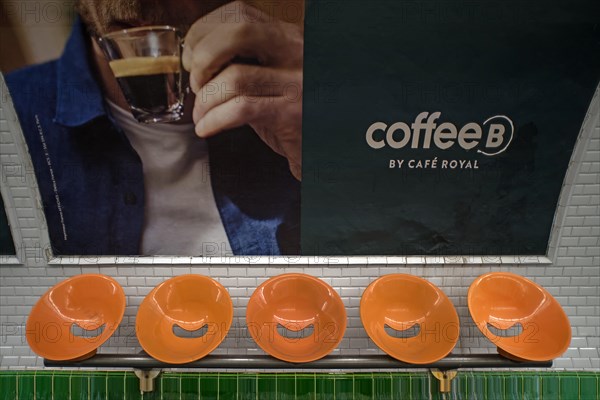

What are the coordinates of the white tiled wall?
(1, 78, 599, 371)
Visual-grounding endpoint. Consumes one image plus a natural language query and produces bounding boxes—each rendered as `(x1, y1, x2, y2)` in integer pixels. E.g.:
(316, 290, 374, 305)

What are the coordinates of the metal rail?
(45, 354, 553, 369)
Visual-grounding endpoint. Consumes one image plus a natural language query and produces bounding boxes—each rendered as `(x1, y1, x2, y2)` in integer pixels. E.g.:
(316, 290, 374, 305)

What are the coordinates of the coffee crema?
(109, 56, 181, 78)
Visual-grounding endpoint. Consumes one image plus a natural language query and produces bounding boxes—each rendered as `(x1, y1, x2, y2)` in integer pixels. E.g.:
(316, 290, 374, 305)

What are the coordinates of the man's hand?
(182, 1, 303, 180)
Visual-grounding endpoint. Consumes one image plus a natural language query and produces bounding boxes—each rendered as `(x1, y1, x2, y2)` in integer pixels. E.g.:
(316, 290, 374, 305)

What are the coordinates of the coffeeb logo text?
(366, 112, 514, 156)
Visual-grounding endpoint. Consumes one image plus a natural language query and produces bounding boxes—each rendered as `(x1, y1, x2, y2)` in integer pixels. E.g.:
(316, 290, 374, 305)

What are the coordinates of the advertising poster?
(301, 0, 600, 255)
(2, 0, 599, 257)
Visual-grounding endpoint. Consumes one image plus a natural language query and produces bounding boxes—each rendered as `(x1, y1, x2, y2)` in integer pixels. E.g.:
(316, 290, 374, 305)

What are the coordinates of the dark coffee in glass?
(99, 26, 184, 123)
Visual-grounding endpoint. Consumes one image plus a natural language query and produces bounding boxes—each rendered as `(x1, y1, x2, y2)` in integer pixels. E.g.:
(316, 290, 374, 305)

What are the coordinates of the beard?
(75, 0, 227, 36)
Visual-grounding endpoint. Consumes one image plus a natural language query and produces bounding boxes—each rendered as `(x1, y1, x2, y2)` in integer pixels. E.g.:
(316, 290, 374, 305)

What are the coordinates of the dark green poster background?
(301, 0, 600, 255)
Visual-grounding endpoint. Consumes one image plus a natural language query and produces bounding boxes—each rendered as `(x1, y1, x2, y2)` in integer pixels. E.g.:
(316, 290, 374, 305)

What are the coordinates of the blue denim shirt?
(5, 19, 300, 256)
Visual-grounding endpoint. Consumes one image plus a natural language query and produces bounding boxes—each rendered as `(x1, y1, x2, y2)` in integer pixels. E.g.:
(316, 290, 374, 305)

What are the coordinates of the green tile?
(464, 372, 488, 397)
(87, 372, 108, 400)
(486, 374, 506, 400)
(200, 374, 220, 400)
(462, 371, 477, 399)
(218, 374, 237, 400)
(181, 374, 200, 399)
(579, 374, 598, 400)
(17, 372, 34, 400)
(333, 375, 354, 400)
(277, 375, 296, 400)
(0, 373, 17, 400)
(315, 375, 334, 400)
(69, 373, 90, 400)
(160, 375, 180, 398)
(353, 374, 373, 400)
(450, 372, 468, 400)
(257, 374, 277, 400)
(446, 371, 474, 400)
(296, 374, 316, 400)
(504, 373, 523, 400)
(105, 372, 126, 400)
(391, 373, 411, 399)
(522, 373, 541, 400)
(372, 374, 392, 400)
(123, 373, 141, 400)
(34, 372, 53, 400)
(542, 374, 559, 400)
(467, 372, 485, 400)
(426, 374, 437, 400)
(409, 374, 429, 400)
(559, 374, 579, 400)
(51, 372, 71, 400)
(238, 374, 258, 400)
(5, 371, 599, 400)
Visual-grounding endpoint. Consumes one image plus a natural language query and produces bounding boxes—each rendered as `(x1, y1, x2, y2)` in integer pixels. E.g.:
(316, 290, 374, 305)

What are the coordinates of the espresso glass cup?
(98, 26, 185, 123)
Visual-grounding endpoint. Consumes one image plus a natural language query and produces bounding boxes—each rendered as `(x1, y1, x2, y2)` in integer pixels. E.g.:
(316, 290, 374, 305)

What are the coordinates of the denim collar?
(54, 16, 107, 127)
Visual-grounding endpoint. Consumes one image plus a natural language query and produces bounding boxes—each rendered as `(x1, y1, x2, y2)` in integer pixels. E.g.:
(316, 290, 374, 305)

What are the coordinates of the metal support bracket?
(430, 369, 458, 393)
(134, 369, 161, 393)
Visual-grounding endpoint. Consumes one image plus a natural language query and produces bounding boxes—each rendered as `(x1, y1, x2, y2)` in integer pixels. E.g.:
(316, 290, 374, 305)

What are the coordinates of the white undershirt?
(107, 100, 232, 256)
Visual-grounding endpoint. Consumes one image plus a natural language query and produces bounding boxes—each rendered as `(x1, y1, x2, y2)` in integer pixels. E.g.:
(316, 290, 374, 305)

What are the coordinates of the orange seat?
(26, 274, 125, 361)
(136, 275, 232, 364)
(360, 274, 459, 364)
(468, 272, 571, 361)
(246, 273, 346, 363)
